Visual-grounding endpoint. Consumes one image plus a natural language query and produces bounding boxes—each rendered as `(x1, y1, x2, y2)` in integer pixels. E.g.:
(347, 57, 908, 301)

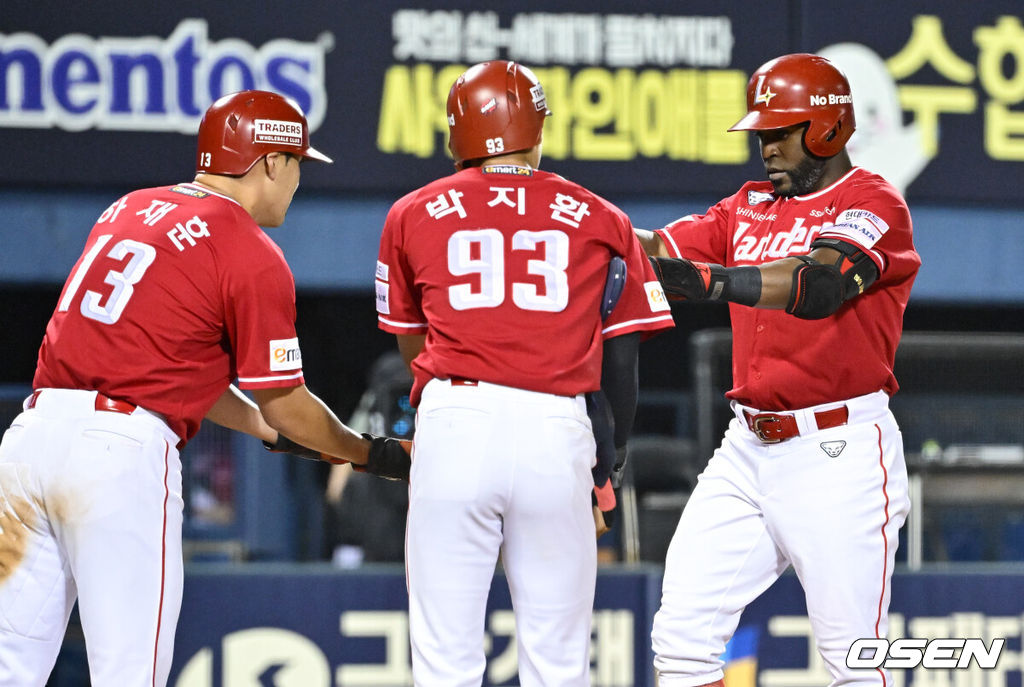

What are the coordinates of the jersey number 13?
(58, 234, 156, 325)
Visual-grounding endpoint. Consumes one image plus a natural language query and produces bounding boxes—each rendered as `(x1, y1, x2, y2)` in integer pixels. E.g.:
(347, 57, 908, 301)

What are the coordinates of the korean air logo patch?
(644, 281, 671, 312)
(829, 209, 889, 249)
(376, 260, 389, 282)
(269, 338, 302, 371)
(375, 280, 390, 315)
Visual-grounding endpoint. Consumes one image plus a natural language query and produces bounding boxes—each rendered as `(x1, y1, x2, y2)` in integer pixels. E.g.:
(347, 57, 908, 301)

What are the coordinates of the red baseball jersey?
(377, 164, 675, 406)
(34, 182, 304, 442)
(656, 167, 920, 410)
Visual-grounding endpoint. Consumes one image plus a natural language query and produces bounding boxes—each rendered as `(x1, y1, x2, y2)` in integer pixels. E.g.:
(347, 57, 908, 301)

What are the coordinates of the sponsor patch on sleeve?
(644, 281, 671, 312)
(269, 337, 302, 371)
(375, 279, 390, 315)
(375, 260, 389, 282)
(826, 209, 889, 249)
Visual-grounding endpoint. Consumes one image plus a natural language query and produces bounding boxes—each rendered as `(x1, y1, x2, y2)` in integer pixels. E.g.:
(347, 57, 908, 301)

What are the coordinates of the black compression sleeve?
(601, 332, 640, 448)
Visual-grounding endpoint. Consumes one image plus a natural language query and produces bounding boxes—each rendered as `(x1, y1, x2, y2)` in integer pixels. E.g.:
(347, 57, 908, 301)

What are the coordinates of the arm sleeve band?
(707, 264, 762, 307)
(601, 332, 640, 449)
(809, 237, 879, 300)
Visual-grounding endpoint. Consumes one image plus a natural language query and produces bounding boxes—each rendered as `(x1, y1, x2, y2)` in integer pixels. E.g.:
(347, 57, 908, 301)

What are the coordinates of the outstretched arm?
(649, 239, 879, 319)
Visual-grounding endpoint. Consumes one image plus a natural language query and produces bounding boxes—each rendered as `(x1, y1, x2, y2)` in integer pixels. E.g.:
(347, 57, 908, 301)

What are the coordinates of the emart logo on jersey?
(269, 338, 302, 371)
(846, 637, 1005, 671)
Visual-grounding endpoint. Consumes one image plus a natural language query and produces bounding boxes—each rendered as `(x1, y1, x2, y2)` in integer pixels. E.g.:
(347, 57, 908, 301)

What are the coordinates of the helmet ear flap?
(805, 117, 846, 157)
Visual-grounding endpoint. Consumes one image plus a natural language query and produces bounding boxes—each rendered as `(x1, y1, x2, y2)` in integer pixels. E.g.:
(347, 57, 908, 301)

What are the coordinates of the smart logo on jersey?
(269, 338, 302, 371)
(170, 186, 209, 199)
(0, 19, 329, 133)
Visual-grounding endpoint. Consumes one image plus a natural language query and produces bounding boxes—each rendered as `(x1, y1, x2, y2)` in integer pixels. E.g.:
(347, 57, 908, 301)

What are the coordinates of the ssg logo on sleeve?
(270, 338, 302, 371)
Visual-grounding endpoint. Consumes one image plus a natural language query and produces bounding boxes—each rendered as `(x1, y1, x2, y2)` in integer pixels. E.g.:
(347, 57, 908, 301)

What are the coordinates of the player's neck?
(814, 150, 854, 192)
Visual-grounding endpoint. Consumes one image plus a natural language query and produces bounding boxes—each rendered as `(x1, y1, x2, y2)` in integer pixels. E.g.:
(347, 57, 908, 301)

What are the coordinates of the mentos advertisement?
(1, 1, 1022, 202)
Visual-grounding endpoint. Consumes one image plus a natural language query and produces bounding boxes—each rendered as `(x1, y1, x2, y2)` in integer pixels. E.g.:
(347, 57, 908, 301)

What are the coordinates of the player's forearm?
(205, 385, 277, 442)
(252, 385, 370, 464)
(634, 228, 669, 257)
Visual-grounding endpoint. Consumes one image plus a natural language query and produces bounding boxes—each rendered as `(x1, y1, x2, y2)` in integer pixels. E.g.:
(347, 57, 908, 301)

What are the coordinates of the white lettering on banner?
(391, 10, 734, 67)
(335, 611, 412, 685)
(173, 608, 635, 686)
(0, 19, 330, 132)
(847, 637, 1005, 670)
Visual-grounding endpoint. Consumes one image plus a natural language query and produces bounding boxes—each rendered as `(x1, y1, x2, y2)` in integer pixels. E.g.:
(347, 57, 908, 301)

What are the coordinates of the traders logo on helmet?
(530, 84, 548, 112)
(254, 119, 304, 147)
(752, 75, 776, 107)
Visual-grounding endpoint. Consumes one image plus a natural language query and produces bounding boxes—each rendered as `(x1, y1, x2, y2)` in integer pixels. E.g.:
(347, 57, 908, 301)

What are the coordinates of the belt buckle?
(752, 414, 784, 444)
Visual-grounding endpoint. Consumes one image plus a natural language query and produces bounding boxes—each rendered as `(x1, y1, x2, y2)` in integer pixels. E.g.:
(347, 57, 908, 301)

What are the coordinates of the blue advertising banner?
(166, 566, 1024, 686)
(3, 1, 1022, 203)
(169, 564, 660, 687)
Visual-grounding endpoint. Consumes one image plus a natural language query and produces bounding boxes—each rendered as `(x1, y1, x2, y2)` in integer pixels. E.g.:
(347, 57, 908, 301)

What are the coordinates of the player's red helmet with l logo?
(196, 90, 333, 175)
(446, 61, 551, 169)
(729, 53, 856, 158)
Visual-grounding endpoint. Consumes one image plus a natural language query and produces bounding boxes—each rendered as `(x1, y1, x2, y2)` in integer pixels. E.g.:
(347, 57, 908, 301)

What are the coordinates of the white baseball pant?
(0, 389, 183, 687)
(652, 390, 909, 687)
(407, 378, 598, 686)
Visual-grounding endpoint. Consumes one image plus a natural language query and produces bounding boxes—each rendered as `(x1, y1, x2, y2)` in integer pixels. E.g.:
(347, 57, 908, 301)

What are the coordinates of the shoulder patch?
(644, 281, 671, 312)
(828, 209, 890, 249)
(170, 185, 210, 198)
(269, 338, 302, 371)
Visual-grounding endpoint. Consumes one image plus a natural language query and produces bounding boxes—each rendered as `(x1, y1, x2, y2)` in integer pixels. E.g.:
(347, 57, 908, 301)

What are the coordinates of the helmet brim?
(728, 109, 810, 132)
(302, 145, 334, 164)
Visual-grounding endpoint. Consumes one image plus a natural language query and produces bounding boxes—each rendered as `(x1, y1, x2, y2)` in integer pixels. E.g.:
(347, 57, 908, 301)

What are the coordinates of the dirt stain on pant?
(0, 497, 34, 582)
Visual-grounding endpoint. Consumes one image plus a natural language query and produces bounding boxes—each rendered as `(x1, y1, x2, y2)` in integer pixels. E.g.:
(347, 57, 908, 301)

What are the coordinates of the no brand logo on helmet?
(810, 93, 853, 106)
(254, 119, 303, 147)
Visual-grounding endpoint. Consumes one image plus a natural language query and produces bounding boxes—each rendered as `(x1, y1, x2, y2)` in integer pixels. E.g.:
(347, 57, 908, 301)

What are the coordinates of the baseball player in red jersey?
(0, 90, 408, 686)
(637, 54, 921, 687)
(376, 60, 674, 685)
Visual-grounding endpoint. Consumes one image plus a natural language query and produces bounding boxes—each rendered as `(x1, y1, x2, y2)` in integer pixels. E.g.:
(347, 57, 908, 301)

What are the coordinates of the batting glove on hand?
(648, 256, 712, 301)
(359, 433, 412, 481)
(262, 433, 413, 481)
(263, 434, 347, 464)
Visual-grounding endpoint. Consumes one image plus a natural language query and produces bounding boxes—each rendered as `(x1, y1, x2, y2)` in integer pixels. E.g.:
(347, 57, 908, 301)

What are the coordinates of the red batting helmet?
(446, 61, 551, 169)
(196, 90, 332, 175)
(729, 53, 856, 158)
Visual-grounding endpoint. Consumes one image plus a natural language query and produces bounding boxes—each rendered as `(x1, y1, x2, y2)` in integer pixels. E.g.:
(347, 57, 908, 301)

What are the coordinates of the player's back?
(33, 182, 284, 440)
(380, 165, 633, 399)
